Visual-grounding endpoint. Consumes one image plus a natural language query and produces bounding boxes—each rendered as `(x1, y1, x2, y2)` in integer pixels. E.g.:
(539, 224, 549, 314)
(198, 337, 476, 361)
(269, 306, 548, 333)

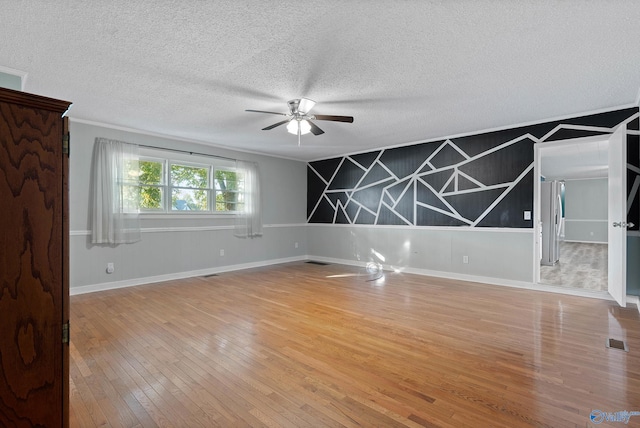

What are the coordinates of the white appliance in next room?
(540, 180, 564, 266)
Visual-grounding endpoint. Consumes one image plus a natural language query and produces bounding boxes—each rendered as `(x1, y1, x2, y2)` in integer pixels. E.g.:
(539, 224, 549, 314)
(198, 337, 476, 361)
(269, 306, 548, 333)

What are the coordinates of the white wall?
(70, 116, 536, 294)
(69, 121, 308, 293)
(67, 117, 637, 299)
(563, 178, 608, 243)
(69, 121, 536, 293)
(307, 225, 535, 284)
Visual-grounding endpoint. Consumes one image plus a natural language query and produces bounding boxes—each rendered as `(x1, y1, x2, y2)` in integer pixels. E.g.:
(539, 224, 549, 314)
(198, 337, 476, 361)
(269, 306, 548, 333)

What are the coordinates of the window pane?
(171, 164, 208, 188)
(215, 190, 238, 211)
(172, 188, 208, 211)
(139, 160, 164, 185)
(214, 169, 243, 190)
(215, 178, 238, 191)
(215, 169, 244, 212)
(140, 186, 163, 210)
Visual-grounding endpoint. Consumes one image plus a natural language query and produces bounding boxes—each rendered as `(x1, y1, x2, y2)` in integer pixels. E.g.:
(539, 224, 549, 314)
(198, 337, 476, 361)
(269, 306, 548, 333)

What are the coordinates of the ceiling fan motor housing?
(288, 99, 300, 115)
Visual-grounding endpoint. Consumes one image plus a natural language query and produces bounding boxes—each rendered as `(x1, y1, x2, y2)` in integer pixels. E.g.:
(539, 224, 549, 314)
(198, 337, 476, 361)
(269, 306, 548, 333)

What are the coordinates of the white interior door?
(608, 126, 627, 307)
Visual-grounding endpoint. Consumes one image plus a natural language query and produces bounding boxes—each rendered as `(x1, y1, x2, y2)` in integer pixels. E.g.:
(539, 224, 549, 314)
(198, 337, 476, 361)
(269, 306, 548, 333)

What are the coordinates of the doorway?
(534, 129, 628, 305)
(539, 178, 608, 291)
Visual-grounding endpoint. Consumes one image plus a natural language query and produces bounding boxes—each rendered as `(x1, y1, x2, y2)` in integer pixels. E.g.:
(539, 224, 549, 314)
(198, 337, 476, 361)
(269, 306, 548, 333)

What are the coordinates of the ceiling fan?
(246, 98, 354, 146)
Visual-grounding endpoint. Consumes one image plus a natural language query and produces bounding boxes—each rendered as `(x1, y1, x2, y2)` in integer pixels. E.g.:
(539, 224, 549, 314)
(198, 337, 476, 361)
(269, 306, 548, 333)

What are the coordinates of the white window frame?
(136, 148, 241, 216)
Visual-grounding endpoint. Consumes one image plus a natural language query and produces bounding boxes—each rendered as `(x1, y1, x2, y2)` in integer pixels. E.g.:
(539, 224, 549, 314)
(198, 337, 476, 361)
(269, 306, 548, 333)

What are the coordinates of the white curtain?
(234, 160, 263, 238)
(90, 137, 142, 244)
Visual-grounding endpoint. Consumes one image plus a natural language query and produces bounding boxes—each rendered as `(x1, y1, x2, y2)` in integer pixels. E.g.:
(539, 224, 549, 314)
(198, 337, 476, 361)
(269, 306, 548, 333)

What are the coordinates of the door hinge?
(62, 322, 70, 345)
(62, 134, 70, 156)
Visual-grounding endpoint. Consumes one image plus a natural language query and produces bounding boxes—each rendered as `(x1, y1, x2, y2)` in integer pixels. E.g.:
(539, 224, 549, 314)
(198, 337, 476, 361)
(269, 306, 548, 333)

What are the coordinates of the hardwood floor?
(69, 262, 640, 427)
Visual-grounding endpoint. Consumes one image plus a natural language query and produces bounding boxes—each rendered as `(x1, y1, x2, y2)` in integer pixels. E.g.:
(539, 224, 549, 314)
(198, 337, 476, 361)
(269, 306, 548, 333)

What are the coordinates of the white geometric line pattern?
(308, 108, 639, 229)
(471, 164, 534, 227)
(414, 178, 464, 220)
(310, 136, 533, 226)
(539, 124, 617, 142)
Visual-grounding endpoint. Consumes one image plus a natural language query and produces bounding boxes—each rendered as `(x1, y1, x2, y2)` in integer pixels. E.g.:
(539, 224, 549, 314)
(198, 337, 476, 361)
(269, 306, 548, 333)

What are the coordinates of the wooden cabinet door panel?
(0, 90, 69, 427)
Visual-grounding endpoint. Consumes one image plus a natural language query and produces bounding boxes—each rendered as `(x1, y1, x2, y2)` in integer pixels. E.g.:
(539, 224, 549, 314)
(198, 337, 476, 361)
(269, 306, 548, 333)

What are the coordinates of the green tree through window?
(139, 160, 163, 209)
(215, 169, 244, 212)
(171, 164, 209, 211)
(133, 152, 243, 213)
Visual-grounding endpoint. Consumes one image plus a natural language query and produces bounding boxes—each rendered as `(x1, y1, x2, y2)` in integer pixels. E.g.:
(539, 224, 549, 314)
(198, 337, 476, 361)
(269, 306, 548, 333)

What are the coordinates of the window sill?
(140, 212, 237, 220)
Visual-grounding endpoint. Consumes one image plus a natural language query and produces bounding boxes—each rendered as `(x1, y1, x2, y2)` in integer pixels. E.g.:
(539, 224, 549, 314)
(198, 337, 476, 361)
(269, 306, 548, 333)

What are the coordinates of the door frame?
(533, 133, 627, 304)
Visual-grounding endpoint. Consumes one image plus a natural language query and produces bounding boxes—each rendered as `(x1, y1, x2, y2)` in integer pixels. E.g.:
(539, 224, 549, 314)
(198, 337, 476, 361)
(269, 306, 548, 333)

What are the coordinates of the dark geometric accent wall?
(308, 107, 640, 228)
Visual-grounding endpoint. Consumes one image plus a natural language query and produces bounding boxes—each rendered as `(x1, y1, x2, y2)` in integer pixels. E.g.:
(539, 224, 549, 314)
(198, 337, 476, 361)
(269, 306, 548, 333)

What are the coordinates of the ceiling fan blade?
(245, 109, 288, 116)
(297, 98, 316, 114)
(313, 114, 354, 123)
(262, 119, 290, 130)
(308, 120, 325, 136)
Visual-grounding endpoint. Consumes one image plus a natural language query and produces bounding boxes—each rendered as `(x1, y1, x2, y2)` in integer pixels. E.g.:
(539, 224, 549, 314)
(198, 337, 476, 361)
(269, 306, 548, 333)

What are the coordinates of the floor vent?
(606, 338, 629, 352)
(306, 261, 329, 266)
(202, 273, 219, 278)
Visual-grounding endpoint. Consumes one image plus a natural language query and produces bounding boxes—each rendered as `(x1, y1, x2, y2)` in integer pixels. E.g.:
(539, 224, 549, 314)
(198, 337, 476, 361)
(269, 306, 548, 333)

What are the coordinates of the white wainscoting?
(70, 224, 308, 293)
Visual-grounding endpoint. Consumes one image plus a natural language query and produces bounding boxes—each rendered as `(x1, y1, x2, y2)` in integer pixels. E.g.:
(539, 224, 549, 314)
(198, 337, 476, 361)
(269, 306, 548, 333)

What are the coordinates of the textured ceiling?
(1, 1, 639, 161)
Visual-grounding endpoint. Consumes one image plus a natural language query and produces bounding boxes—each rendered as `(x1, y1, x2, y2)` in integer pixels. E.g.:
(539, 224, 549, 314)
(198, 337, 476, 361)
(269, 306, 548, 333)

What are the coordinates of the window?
(170, 163, 209, 211)
(215, 168, 244, 212)
(138, 158, 165, 210)
(133, 149, 242, 214)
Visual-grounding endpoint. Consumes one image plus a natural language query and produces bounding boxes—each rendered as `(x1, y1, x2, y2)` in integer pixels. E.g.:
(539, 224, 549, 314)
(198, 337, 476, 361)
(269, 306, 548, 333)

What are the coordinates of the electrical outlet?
(463, 256, 469, 264)
(106, 262, 114, 274)
(219, 249, 225, 257)
(524, 211, 531, 220)
(294, 242, 299, 248)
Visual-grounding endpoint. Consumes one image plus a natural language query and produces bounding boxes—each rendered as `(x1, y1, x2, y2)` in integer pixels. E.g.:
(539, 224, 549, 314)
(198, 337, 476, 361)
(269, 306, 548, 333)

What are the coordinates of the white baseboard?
(310, 255, 533, 288)
(70, 255, 308, 295)
(70, 254, 640, 313)
(309, 256, 640, 307)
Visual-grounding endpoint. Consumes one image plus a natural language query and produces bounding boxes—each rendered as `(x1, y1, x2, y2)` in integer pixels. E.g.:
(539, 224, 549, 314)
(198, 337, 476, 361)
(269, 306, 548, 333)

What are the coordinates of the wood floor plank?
(70, 262, 640, 427)
(68, 376, 98, 428)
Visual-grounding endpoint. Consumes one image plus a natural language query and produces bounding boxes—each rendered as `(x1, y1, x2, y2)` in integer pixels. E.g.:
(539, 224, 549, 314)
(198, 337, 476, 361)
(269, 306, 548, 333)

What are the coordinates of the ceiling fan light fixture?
(287, 119, 311, 135)
(297, 98, 316, 115)
(247, 98, 353, 142)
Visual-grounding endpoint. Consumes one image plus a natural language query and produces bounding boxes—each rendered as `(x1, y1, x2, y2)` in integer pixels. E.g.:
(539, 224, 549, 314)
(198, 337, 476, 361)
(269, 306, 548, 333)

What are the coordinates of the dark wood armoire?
(0, 87, 71, 427)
